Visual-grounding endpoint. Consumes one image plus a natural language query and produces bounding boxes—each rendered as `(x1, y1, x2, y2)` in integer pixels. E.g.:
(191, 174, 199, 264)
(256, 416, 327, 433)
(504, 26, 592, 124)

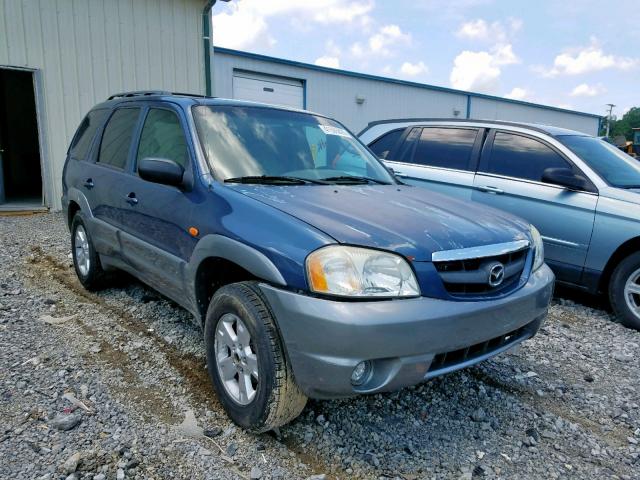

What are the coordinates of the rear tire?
(204, 282, 307, 432)
(70, 214, 108, 291)
(609, 252, 640, 330)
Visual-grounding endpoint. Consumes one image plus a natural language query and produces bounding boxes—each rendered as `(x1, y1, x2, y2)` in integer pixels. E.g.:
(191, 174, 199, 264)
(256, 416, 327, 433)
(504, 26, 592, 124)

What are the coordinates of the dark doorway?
(0, 68, 42, 205)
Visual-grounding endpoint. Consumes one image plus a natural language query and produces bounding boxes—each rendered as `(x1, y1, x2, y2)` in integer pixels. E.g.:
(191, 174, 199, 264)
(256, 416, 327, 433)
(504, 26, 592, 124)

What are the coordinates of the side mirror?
(541, 167, 588, 191)
(138, 157, 184, 187)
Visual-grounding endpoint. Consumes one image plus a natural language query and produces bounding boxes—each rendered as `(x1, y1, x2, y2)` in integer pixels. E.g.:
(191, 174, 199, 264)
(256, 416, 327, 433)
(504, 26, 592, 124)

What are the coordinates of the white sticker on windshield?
(319, 125, 351, 137)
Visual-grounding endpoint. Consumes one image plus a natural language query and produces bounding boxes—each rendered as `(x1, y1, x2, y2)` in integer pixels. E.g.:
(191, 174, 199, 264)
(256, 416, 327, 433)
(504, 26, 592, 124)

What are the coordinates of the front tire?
(70, 214, 107, 291)
(204, 282, 307, 432)
(609, 252, 640, 330)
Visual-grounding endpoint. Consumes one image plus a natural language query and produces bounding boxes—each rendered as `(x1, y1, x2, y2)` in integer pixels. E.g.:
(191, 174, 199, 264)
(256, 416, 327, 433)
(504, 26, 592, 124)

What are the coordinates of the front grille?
(433, 245, 528, 297)
(428, 325, 528, 374)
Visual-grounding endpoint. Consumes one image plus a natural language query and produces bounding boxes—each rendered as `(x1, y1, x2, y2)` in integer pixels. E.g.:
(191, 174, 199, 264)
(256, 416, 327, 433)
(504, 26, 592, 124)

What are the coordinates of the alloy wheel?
(74, 225, 91, 277)
(214, 313, 259, 405)
(623, 267, 640, 320)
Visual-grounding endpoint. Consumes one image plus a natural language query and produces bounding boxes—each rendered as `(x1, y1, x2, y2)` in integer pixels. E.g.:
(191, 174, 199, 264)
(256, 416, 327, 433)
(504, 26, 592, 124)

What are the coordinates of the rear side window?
(412, 127, 478, 170)
(368, 129, 403, 159)
(137, 109, 190, 169)
(69, 109, 108, 160)
(97, 108, 140, 169)
(482, 132, 572, 182)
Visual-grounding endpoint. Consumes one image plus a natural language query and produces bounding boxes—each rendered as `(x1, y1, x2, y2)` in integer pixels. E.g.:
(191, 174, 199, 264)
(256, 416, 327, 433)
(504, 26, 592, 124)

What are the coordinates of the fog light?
(351, 361, 371, 386)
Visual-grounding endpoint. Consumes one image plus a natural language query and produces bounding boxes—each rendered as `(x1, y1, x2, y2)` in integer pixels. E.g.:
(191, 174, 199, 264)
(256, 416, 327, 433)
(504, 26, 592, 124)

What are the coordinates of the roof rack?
(107, 90, 212, 100)
(107, 90, 170, 100)
(358, 117, 583, 137)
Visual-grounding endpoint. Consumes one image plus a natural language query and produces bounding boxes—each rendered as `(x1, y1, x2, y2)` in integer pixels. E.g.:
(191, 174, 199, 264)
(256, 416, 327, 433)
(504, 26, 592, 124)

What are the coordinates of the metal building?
(0, 0, 216, 211)
(213, 48, 602, 137)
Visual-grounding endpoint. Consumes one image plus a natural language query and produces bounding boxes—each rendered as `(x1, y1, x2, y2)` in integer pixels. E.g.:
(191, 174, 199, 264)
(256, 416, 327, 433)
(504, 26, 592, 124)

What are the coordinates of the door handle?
(84, 178, 94, 189)
(125, 192, 138, 205)
(476, 185, 504, 194)
(394, 171, 409, 178)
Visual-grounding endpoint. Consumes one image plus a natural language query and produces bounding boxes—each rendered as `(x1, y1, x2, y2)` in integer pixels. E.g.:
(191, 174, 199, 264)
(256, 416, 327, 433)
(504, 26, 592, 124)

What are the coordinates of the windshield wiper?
(224, 175, 326, 185)
(320, 175, 392, 185)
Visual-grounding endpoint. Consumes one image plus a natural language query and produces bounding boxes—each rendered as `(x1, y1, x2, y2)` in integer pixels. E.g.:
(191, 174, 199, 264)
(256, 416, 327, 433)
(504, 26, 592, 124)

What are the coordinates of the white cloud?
(450, 44, 520, 93)
(314, 56, 341, 68)
(368, 24, 411, 56)
(399, 61, 429, 77)
(504, 87, 529, 100)
(569, 83, 606, 97)
(492, 44, 519, 65)
(350, 24, 412, 58)
(350, 42, 365, 57)
(212, 0, 374, 50)
(457, 19, 490, 40)
(456, 18, 522, 43)
(312, 1, 374, 25)
(541, 39, 638, 77)
(211, 7, 273, 50)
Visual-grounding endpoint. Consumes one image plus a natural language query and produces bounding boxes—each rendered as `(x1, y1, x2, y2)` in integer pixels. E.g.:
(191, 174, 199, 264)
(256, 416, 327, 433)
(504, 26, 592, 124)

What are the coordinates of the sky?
(211, 0, 640, 119)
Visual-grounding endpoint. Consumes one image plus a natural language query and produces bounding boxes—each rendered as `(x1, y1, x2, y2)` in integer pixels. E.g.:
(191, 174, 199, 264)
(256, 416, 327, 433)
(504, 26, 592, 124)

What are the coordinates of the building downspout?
(203, 0, 217, 97)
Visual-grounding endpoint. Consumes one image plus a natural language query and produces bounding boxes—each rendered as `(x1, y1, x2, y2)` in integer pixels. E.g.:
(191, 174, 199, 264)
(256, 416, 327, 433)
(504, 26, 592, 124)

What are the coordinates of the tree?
(606, 107, 640, 140)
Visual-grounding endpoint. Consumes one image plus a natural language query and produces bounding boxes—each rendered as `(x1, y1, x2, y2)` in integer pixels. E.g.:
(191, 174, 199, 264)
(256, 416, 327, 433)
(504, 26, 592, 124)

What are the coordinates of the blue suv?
(62, 92, 554, 431)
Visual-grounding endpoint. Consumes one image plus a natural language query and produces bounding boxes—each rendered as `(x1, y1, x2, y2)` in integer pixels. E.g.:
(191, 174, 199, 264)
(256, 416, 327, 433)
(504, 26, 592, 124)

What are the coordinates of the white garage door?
(232, 71, 304, 109)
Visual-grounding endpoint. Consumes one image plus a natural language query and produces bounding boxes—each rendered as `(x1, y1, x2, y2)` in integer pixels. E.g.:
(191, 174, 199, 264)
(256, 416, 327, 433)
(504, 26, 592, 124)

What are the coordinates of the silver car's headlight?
(306, 246, 420, 298)
(530, 225, 544, 271)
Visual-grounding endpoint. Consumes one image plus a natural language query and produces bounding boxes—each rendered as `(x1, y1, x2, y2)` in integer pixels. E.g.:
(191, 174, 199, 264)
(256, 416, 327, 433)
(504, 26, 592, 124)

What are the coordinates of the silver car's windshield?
(558, 135, 640, 188)
(192, 105, 394, 185)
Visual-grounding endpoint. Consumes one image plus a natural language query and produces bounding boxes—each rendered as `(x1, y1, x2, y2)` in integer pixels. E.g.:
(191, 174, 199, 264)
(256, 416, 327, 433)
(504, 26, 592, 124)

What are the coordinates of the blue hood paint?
(230, 184, 530, 261)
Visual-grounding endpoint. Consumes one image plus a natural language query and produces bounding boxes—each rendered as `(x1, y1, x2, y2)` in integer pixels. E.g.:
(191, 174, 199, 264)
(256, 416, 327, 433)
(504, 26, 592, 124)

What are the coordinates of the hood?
(229, 184, 530, 261)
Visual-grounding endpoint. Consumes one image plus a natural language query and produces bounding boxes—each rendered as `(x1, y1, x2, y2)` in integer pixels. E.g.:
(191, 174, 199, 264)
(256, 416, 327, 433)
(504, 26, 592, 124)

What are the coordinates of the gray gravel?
(1, 212, 639, 479)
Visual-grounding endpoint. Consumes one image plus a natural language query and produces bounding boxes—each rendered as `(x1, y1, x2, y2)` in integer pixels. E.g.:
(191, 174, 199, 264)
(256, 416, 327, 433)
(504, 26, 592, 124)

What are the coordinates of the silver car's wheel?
(214, 313, 259, 405)
(623, 267, 640, 319)
(610, 252, 640, 330)
(74, 225, 91, 277)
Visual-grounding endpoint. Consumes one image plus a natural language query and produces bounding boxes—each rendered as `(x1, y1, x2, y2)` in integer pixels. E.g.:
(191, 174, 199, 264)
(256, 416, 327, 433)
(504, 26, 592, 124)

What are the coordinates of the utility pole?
(605, 103, 616, 138)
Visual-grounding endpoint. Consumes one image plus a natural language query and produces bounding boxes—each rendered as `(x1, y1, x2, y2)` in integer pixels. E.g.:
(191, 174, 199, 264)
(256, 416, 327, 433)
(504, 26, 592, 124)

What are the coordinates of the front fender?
(186, 234, 287, 287)
(587, 196, 640, 273)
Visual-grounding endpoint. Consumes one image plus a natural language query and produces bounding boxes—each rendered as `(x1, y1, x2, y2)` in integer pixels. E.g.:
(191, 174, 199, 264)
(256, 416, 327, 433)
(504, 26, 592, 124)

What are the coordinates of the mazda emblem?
(488, 262, 505, 287)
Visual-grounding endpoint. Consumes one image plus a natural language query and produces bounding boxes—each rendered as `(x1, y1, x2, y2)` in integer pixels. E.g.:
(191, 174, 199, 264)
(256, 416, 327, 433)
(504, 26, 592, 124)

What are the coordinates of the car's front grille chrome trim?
(432, 240, 531, 298)
(431, 239, 530, 262)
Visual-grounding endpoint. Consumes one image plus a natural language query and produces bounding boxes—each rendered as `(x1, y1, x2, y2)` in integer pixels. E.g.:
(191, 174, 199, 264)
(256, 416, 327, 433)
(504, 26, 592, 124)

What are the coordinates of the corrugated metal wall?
(214, 50, 600, 137)
(469, 97, 599, 135)
(214, 51, 468, 134)
(0, 0, 205, 210)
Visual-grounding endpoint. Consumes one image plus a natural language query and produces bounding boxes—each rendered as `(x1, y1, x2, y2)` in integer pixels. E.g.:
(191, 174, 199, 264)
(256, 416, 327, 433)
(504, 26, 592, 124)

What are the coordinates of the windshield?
(192, 105, 394, 184)
(558, 135, 640, 188)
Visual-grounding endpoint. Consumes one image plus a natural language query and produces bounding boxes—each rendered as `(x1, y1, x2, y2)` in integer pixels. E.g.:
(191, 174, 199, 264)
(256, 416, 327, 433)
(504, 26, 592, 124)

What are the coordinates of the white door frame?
(0, 64, 51, 207)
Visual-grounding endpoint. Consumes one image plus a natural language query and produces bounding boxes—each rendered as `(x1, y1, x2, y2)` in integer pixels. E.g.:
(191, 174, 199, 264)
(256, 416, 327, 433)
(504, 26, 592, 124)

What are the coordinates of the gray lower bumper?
(260, 264, 555, 399)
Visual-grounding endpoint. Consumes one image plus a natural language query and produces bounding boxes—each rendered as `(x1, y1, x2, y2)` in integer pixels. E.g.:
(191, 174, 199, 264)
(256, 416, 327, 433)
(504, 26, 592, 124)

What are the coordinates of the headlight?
(530, 225, 544, 271)
(306, 246, 420, 298)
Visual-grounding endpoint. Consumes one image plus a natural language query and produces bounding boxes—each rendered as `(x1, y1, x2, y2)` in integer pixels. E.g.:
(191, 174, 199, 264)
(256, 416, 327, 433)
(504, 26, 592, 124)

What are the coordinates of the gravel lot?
(1, 212, 639, 480)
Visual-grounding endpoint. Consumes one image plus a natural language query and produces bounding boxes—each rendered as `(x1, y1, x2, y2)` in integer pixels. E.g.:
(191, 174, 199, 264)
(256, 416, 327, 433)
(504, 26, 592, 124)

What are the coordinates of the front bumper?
(260, 264, 555, 399)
